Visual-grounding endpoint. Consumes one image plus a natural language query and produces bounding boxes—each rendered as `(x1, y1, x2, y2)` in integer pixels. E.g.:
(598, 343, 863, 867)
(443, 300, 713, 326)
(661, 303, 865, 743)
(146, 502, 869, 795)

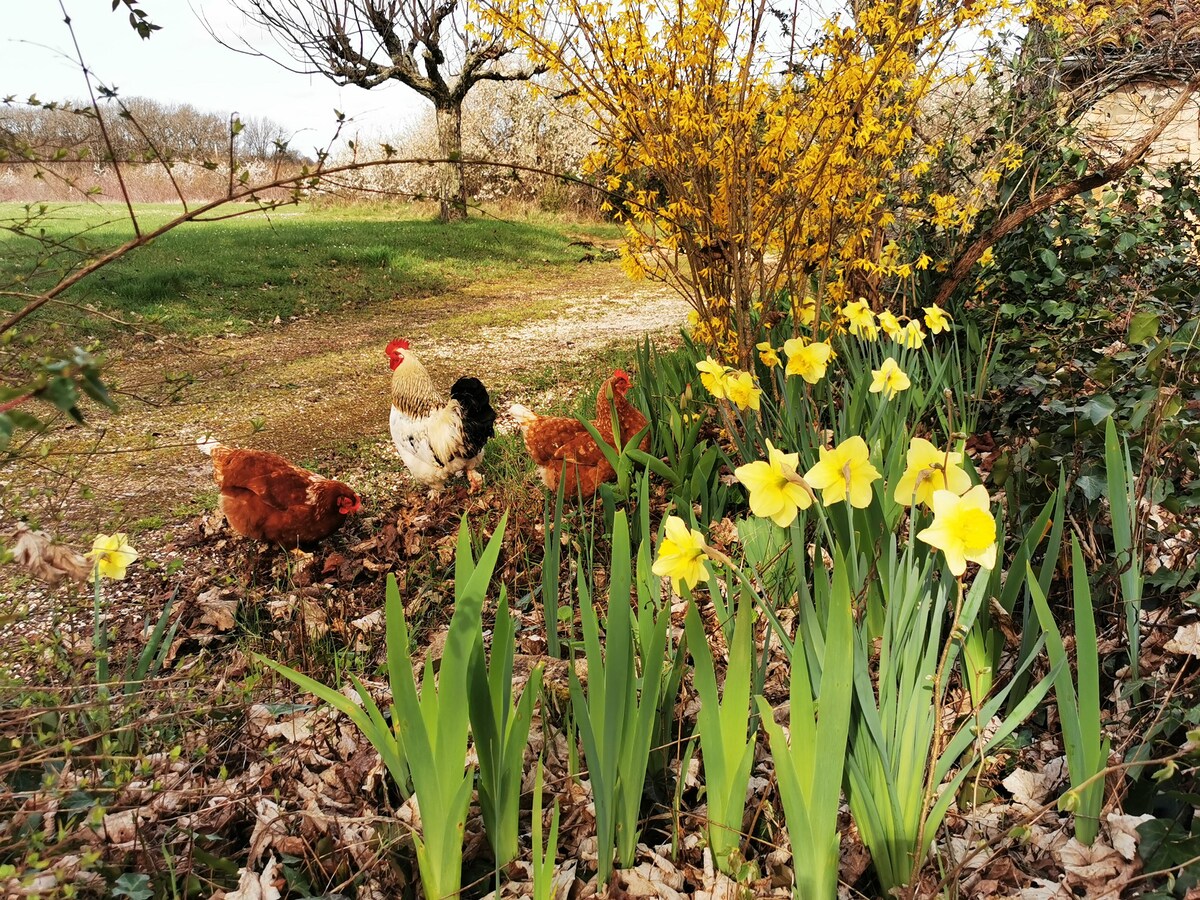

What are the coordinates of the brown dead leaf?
(197, 588, 239, 631)
(248, 798, 288, 865)
(1165, 622, 1200, 657)
(223, 856, 282, 900)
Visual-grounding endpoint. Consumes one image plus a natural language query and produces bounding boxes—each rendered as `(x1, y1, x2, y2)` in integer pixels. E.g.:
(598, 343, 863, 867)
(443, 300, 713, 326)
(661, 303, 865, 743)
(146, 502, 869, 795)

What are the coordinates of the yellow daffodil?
(784, 339, 833, 384)
(803, 436, 880, 509)
(895, 319, 926, 349)
(90, 533, 139, 581)
(878, 310, 902, 338)
(843, 299, 879, 341)
(696, 358, 730, 400)
(978, 247, 996, 268)
(796, 301, 817, 327)
(916, 485, 998, 577)
(893, 437, 973, 508)
(734, 441, 814, 527)
(725, 370, 762, 411)
(923, 304, 952, 334)
(869, 357, 912, 400)
(755, 341, 781, 368)
(652, 516, 709, 595)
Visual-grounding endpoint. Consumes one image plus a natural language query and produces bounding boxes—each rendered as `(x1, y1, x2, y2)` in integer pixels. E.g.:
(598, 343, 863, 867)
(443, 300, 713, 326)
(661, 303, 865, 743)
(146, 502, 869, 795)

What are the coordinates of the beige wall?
(1076, 81, 1200, 170)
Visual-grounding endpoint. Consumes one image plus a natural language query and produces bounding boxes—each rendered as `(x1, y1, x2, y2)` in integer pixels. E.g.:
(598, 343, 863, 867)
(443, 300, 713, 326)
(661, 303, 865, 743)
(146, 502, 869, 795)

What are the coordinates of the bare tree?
(217, 0, 546, 221)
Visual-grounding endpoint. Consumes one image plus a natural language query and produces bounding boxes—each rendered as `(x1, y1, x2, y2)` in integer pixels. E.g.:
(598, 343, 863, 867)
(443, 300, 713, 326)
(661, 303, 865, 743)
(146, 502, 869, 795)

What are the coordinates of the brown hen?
(510, 369, 650, 499)
(199, 439, 361, 547)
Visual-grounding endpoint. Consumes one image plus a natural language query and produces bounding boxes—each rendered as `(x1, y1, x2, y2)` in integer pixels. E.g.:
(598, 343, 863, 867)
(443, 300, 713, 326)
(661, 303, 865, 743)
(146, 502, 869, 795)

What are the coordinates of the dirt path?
(71, 263, 689, 525)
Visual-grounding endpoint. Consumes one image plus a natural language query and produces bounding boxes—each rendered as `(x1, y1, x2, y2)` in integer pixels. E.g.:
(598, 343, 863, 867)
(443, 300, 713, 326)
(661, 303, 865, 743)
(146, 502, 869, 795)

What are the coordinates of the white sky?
(1, 0, 429, 154)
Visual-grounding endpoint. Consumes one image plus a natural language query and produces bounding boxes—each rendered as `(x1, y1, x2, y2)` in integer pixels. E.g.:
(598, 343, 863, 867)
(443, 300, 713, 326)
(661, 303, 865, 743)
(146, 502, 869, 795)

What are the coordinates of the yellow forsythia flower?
(923, 304, 952, 334)
(916, 485, 998, 577)
(893, 437, 973, 509)
(90, 533, 139, 581)
(652, 516, 709, 595)
(696, 358, 730, 400)
(784, 339, 833, 384)
(843, 299, 879, 341)
(869, 357, 911, 400)
(895, 319, 926, 349)
(734, 440, 813, 527)
(803, 436, 880, 509)
(878, 310, 902, 338)
(725, 370, 762, 411)
(755, 341, 781, 368)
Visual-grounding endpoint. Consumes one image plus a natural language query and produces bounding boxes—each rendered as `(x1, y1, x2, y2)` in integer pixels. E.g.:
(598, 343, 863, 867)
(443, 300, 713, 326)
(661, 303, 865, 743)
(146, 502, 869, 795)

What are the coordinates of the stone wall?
(1076, 80, 1200, 170)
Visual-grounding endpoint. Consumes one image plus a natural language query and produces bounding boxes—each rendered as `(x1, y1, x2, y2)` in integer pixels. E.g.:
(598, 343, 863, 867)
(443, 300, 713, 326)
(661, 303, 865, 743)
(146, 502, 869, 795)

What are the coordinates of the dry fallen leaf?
(1165, 622, 1200, 657)
(222, 855, 281, 900)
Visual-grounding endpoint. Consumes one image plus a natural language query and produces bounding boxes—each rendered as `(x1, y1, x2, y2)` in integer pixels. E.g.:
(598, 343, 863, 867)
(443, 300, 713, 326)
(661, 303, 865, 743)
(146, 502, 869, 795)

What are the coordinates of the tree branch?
(932, 72, 1200, 309)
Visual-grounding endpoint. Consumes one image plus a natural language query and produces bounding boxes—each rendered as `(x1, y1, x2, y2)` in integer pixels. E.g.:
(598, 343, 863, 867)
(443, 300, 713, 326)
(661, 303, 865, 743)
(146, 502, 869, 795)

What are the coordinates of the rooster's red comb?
(612, 369, 631, 382)
(385, 338, 411, 357)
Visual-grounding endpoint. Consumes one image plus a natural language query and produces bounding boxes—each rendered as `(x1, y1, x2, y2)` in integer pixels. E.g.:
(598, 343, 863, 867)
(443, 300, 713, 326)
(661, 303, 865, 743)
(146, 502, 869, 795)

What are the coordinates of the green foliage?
(468, 590, 544, 867)
(968, 168, 1200, 544)
(570, 510, 669, 884)
(1030, 540, 1111, 845)
(684, 589, 757, 876)
(758, 548, 855, 900)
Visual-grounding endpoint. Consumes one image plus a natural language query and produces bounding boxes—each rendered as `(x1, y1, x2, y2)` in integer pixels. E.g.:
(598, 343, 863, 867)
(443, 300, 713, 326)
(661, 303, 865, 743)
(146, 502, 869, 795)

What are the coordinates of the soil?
(37, 262, 689, 527)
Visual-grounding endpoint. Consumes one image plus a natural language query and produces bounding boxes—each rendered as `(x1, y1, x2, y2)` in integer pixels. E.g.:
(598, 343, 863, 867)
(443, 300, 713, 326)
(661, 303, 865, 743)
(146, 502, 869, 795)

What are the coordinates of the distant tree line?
(0, 97, 304, 164)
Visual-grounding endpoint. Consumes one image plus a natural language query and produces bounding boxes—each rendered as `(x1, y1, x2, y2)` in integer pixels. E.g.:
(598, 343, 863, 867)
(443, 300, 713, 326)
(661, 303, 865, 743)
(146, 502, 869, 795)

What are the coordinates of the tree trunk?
(435, 102, 467, 222)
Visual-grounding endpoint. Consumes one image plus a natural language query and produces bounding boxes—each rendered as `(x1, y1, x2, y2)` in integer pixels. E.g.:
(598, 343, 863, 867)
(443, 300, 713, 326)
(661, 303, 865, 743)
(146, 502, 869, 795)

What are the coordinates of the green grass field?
(0, 202, 620, 338)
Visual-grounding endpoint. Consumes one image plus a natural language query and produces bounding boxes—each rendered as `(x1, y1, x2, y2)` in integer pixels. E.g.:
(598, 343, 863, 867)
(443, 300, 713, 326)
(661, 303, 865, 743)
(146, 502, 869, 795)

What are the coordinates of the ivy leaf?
(0, 415, 11, 453)
(111, 873, 153, 900)
(1082, 394, 1117, 424)
(1115, 232, 1138, 253)
(1039, 248, 1058, 270)
(1128, 310, 1160, 345)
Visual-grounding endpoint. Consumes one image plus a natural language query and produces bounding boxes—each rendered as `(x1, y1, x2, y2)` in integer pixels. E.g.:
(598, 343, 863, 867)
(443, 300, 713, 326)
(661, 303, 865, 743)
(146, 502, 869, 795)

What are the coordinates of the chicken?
(509, 369, 650, 498)
(198, 439, 361, 547)
(386, 338, 497, 493)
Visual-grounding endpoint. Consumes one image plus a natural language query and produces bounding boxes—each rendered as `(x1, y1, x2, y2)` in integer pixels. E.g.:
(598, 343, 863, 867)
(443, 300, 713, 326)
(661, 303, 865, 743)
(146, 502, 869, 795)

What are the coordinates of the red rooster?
(198, 439, 361, 547)
(509, 369, 650, 498)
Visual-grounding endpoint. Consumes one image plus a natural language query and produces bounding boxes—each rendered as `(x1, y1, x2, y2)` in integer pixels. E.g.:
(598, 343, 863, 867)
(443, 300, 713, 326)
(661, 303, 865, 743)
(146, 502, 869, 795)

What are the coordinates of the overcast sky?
(1, 1, 429, 153)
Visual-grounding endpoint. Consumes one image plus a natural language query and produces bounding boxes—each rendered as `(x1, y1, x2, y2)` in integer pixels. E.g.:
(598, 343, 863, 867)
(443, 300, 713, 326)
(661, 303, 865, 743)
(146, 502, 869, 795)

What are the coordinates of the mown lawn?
(0, 202, 621, 338)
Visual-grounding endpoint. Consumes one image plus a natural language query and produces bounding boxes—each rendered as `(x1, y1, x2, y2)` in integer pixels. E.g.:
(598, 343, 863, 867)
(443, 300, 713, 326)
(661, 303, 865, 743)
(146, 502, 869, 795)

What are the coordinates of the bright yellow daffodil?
(803, 436, 880, 509)
(783, 339, 833, 384)
(916, 485, 998, 577)
(652, 516, 710, 595)
(893, 437, 973, 508)
(734, 441, 814, 527)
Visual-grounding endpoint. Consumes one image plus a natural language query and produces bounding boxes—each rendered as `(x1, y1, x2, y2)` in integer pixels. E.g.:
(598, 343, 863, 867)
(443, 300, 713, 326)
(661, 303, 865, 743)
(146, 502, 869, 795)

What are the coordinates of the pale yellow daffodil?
(916, 485, 998, 577)
(869, 357, 911, 400)
(652, 516, 710, 595)
(90, 533, 139, 581)
(843, 299, 879, 341)
(895, 319, 926, 349)
(725, 370, 762, 411)
(783, 339, 834, 384)
(893, 437, 973, 508)
(923, 304, 952, 335)
(878, 310, 902, 338)
(696, 358, 730, 400)
(734, 441, 814, 527)
(803, 436, 880, 508)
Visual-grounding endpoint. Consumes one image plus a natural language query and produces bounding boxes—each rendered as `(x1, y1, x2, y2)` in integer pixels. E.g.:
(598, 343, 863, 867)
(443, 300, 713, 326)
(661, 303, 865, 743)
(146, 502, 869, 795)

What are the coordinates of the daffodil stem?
(93, 571, 111, 713)
(908, 576, 966, 896)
